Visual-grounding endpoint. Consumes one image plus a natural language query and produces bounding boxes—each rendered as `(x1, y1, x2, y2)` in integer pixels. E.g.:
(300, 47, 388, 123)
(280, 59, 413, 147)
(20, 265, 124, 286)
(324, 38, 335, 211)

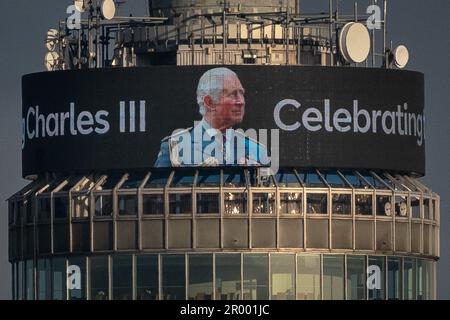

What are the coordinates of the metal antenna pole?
(383, 0, 388, 68)
(222, 0, 227, 65)
(329, 0, 334, 66)
(335, 0, 339, 66)
(372, 0, 376, 67)
(285, 4, 289, 65)
(96, 0, 101, 68)
(297, 0, 301, 65)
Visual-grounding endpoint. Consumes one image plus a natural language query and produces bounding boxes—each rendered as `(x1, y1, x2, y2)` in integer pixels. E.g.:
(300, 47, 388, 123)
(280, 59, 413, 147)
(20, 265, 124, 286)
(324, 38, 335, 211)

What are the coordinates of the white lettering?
(274, 99, 301, 131)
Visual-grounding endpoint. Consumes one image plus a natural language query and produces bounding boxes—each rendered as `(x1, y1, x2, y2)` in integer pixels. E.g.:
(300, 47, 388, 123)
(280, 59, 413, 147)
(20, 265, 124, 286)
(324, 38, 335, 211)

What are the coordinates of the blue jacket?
(154, 120, 269, 167)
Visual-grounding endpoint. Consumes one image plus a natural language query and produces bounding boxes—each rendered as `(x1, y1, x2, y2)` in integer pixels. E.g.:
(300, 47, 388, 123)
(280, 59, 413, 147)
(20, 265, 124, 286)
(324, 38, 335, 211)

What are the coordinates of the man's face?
(207, 75, 245, 129)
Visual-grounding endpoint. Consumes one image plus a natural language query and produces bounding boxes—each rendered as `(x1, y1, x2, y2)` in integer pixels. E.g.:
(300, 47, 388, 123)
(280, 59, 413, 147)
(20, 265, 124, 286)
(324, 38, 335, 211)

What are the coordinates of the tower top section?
(149, 0, 297, 16)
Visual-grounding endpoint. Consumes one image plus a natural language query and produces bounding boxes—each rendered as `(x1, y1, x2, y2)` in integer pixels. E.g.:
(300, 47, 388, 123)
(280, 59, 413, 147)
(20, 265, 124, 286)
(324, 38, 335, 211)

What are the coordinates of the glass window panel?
(24, 196, 34, 223)
(18, 201, 25, 224)
(297, 255, 321, 300)
(332, 194, 351, 215)
(417, 259, 424, 300)
(306, 193, 328, 214)
(169, 194, 192, 214)
(18, 261, 24, 300)
(388, 257, 401, 300)
(95, 194, 113, 216)
(322, 173, 346, 188)
(26, 259, 34, 300)
(323, 255, 345, 300)
(360, 173, 382, 189)
(301, 172, 326, 187)
(37, 259, 51, 300)
(136, 255, 158, 300)
(368, 256, 386, 300)
(197, 193, 219, 214)
(90, 256, 109, 300)
(243, 254, 269, 300)
(376, 195, 391, 216)
(12, 263, 16, 300)
(120, 173, 145, 189)
(343, 173, 369, 189)
(215, 254, 241, 300)
(8, 201, 16, 225)
(188, 255, 213, 300)
(60, 176, 84, 191)
(36, 259, 50, 300)
(118, 195, 137, 216)
(223, 171, 247, 187)
(54, 196, 68, 219)
(145, 171, 170, 188)
(73, 196, 89, 219)
(423, 198, 431, 220)
(403, 258, 416, 300)
(113, 255, 133, 300)
(280, 192, 302, 215)
(394, 196, 408, 217)
(37, 197, 51, 221)
(347, 256, 366, 300)
(52, 258, 66, 300)
(271, 255, 295, 300)
(276, 171, 301, 187)
(68, 257, 86, 300)
(224, 192, 247, 215)
(197, 170, 221, 187)
(162, 255, 186, 300)
(356, 194, 373, 215)
(253, 193, 275, 214)
(98, 174, 124, 190)
(248, 169, 276, 187)
(170, 171, 195, 188)
(380, 175, 398, 190)
(143, 194, 165, 215)
(422, 260, 432, 300)
(432, 200, 438, 221)
(411, 196, 420, 218)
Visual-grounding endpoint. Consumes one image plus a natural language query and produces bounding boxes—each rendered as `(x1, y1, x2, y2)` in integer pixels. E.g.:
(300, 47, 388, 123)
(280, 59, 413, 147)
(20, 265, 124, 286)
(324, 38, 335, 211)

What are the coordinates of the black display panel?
(22, 66, 425, 177)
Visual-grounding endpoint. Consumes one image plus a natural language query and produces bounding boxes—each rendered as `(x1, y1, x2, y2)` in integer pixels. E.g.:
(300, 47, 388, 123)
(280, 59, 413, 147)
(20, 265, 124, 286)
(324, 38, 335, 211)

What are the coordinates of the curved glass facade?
(8, 169, 439, 300)
(12, 253, 434, 300)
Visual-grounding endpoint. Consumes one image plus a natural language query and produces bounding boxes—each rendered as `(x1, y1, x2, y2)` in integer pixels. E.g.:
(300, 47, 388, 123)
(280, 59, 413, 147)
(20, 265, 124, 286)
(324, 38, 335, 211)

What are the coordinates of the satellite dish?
(392, 45, 409, 69)
(46, 29, 59, 51)
(74, 0, 86, 13)
(384, 202, 392, 216)
(339, 22, 371, 64)
(101, 0, 116, 20)
(400, 202, 408, 217)
(45, 52, 60, 71)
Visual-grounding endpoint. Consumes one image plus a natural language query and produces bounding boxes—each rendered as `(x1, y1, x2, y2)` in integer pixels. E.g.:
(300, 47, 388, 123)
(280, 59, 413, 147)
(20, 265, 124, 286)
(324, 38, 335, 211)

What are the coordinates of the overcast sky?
(0, 0, 448, 299)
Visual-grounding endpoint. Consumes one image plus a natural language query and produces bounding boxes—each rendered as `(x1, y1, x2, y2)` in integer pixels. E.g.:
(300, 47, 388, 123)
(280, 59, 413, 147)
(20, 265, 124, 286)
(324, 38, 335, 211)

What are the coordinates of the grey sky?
(0, 0, 448, 299)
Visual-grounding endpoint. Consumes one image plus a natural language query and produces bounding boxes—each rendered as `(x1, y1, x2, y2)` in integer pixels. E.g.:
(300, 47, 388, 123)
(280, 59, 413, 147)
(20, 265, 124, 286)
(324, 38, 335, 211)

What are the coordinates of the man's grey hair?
(197, 67, 238, 116)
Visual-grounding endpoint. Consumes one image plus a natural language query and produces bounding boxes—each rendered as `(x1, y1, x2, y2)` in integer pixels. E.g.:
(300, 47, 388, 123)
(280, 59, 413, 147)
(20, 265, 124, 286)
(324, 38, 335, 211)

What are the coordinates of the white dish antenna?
(101, 0, 116, 20)
(46, 29, 59, 51)
(339, 22, 371, 64)
(74, 0, 86, 13)
(45, 52, 60, 71)
(384, 202, 392, 216)
(399, 202, 408, 217)
(392, 45, 410, 69)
